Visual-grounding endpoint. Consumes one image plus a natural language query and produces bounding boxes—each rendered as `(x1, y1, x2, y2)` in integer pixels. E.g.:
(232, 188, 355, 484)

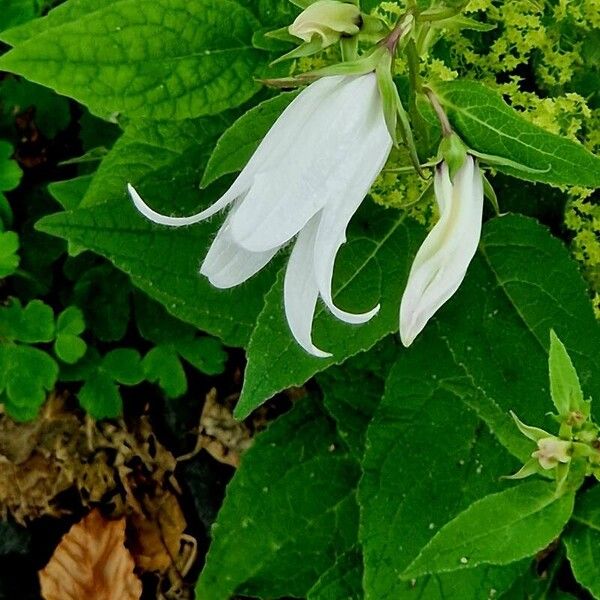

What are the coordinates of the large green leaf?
(317, 337, 399, 459)
(79, 116, 231, 207)
(438, 215, 600, 461)
(195, 396, 359, 600)
(37, 201, 276, 347)
(0, 0, 265, 119)
(403, 482, 575, 579)
(564, 485, 600, 599)
(37, 116, 276, 347)
(236, 208, 423, 418)
(433, 80, 600, 187)
(359, 330, 525, 600)
(307, 548, 363, 600)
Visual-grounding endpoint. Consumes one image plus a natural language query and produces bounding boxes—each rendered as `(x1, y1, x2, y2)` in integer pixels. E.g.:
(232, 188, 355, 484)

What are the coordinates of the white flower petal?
(400, 156, 483, 346)
(313, 75, 392, 323)
(283, 214, 331, 358)
(128, 78, 345, 229)
(230, 75, 383, 253)
(200, 205, 279, 289)
(128, 182, 242, 227)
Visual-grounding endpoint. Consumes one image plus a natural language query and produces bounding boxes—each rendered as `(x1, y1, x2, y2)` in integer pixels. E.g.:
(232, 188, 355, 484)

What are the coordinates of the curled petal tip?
(307, 345, 333, 359)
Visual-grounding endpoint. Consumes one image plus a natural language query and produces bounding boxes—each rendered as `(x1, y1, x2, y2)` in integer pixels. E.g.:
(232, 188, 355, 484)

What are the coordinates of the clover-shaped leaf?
(0, 141, 22, 193)
(142, 346, 187, 399)
(0, 298, 55, 343)
(77, 348, 144, 419)
(135, 293, 227, 398)
(54, 306, 87, 364)
(0, 231, 19, 278)
(0, 345, 58, 422)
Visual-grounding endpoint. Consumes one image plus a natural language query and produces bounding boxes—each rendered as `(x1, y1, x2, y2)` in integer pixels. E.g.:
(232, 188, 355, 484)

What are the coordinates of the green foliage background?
(0, 0, 598, 599)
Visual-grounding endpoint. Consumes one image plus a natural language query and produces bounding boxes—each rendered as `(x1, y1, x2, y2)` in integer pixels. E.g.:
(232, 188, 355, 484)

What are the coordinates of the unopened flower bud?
(289, 0, 361, 48)
(532, 437, 572, 470)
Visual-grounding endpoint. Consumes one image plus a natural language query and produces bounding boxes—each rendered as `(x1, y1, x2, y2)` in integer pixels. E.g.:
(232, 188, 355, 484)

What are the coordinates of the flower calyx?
(506, 332, 599, 494)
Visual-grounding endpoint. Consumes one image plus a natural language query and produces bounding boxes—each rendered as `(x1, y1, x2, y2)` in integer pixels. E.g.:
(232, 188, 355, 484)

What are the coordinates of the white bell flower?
(399, 155, 484, 347)
(129, 74, 393, 357)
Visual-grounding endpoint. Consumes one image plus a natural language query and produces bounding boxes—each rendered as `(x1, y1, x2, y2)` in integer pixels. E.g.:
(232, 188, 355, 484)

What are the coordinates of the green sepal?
(271, 36, 324, 65)
(503, 458, 539, 480)
(375, 51, 422, 175)
(265, 26, 301, 44)
(376, 52, 399, 147)
(469, 149, 551, 175)
(438, 133, 468, 175)
(549, 329, 585, 418)
(482, 172, 501, 215)
(340, 35, 358, 61)
(301, 45, 387, 78)
(510, 410, 552, 442)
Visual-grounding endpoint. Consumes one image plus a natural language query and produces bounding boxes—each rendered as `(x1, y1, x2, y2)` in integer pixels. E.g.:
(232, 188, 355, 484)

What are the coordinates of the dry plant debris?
(39, 509, 142, 600)
(189, 388, 268, 468)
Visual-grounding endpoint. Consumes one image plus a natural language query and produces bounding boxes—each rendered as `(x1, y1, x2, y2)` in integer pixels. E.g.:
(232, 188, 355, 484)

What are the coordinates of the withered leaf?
(39, 509, 142, 600)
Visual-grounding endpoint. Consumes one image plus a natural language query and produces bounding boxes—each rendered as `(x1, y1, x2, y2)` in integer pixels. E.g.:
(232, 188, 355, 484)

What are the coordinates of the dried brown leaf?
(39, 509, 142, 600)
(129, 490, 187, 574)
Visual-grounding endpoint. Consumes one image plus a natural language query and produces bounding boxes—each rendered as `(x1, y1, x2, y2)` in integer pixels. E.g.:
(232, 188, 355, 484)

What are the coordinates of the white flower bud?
(289, 0, 361, 48)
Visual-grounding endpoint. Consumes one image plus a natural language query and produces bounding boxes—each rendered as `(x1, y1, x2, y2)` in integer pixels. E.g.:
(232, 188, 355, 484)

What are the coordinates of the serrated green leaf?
(564, 485, 600, 599)
(307, 548, 363, 600)
(0, 231, 19, 277)
(236, 207, 423, 418)
(48, 175, 94, 210)
(359, 330, 525, 599)
(37, 115, 276, 348)
(37, 201, 277, 348)
(81, 116, 231, 208)
(0, 141, 22, 192)
(549, 330, 584, 417)
(0, 0, 265, 120)
(78, 369, 122, 419)
(102, 348, 144, 385)
(403, 482, 574, 579)
(195, 397, 359, 600)
(143, 346, 187, 398)
(201, 91, 297, 187)
(433, 80, 600, 187)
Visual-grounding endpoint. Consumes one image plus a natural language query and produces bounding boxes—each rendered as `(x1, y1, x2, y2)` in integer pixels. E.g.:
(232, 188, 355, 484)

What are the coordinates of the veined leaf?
(433, 80, 600, 187)
(307, 548, 363, 600)
(0, 0, 265, 119)
(564, 485, 600, 599)
(195, 396, 359, 600)
(37, 115, 276, 348)
(403, 482, 575, 579)
(359, 329, 525, 599)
